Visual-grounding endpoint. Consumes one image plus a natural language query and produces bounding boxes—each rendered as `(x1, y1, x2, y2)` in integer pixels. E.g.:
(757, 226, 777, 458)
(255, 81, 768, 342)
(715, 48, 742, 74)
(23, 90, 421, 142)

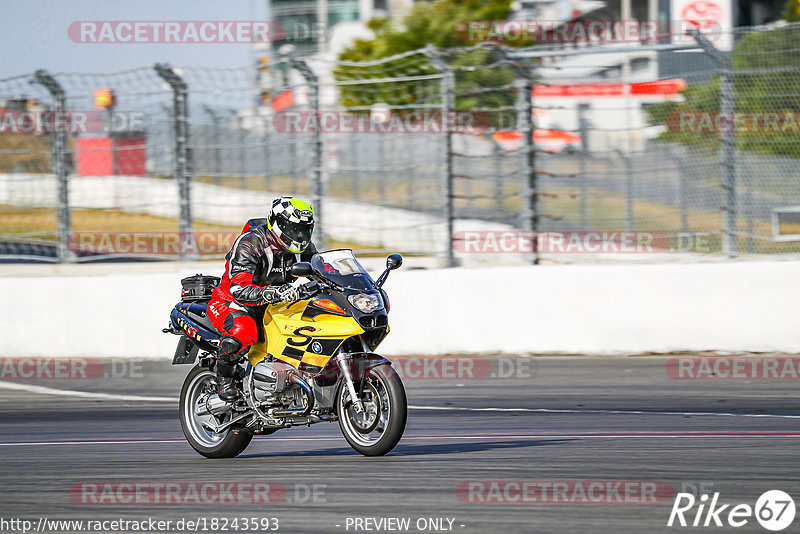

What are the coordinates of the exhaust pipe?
(267, 373, 315, 418)
(195, 393, 233, 416)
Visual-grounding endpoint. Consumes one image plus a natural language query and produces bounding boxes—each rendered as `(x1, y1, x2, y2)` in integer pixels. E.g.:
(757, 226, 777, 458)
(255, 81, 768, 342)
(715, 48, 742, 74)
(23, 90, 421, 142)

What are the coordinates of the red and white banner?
(534, 79, 686, 99)
(671, 0, 732, 50)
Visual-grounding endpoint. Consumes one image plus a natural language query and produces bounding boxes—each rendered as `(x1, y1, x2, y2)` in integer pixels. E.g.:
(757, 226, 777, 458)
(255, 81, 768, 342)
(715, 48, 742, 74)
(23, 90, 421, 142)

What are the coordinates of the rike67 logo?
(668, 490, 796, 531)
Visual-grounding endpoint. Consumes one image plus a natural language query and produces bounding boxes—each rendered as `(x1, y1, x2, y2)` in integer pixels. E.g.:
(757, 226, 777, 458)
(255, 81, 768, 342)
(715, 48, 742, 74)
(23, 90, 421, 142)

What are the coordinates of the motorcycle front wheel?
(179, 364, 252, 458)
(336, 364, 407, 456)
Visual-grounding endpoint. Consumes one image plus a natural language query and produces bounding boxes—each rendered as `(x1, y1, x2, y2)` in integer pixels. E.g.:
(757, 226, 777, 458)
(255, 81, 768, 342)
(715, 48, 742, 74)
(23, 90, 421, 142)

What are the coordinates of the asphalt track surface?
(0, 356, 799, 534)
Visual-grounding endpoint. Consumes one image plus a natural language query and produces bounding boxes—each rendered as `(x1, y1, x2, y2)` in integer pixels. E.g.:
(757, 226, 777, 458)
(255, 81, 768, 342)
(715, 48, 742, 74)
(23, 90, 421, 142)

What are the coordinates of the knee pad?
(226, 315, 259, 347)
(220, 335, 243, 357)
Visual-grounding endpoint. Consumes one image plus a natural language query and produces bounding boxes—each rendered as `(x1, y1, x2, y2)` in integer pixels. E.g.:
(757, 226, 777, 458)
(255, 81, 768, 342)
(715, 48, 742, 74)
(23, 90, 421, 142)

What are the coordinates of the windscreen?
(311, 250, 375, 290)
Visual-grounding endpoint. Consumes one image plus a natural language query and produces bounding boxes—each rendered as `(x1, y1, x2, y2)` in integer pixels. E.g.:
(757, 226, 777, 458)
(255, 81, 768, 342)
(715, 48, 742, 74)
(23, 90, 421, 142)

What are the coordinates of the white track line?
(0, 380, 174, 402)
(2, 432, 800, 447)
(0, 440, 186, 446)
(1, 380, 798, 420)
(408, 404, 800, 419)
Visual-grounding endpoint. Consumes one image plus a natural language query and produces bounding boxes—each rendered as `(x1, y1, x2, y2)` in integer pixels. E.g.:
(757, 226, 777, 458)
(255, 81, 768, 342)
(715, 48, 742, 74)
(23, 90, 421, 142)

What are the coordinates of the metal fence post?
(516, 78, 539, 265)
(492, 140, 504, 213)
(155, 64, 192, 260)
(290, 136, 298, 194)
(740, 155, 755, 254)
(425, 45, 456, 267)
(262, 115, 272, 191)
(378, 134, 386, 204)
(690, 30, 736, 257)
(350, 137, 360, 200)
(667, 146, 690, 235)
(577, 106, 589, 228)
(237, 112, 246, 189)
(406, 135, 416, 209)
(464, 142, 473, 211)
(720, 65, 736, 257)
(290, 59, 324, 251)
(497, 44, 539, 265)
(614, 149, 634, 232)
(34, 70, 71, 263)
(442, 70, 455, 267)
(202, 106, 222, 186)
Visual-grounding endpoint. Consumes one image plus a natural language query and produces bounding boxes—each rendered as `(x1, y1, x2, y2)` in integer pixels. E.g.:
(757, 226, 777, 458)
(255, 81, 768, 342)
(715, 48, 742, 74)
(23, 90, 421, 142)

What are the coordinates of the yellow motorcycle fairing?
(247, 299, 365, 375)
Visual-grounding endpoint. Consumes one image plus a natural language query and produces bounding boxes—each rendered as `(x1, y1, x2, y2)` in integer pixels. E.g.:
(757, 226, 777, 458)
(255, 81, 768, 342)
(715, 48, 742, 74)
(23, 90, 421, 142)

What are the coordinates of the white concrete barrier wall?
(1, 260, 799, 358)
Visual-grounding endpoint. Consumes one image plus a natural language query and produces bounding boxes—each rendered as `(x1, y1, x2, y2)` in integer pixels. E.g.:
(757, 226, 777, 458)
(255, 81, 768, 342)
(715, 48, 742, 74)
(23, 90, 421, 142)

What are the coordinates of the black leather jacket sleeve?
(228, 234, 273, 306)
(228, 232, 318, 306)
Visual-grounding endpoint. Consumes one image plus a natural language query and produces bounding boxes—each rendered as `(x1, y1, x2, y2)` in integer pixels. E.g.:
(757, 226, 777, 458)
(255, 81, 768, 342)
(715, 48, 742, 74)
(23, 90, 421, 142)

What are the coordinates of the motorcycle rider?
(207, 196, 317, 401)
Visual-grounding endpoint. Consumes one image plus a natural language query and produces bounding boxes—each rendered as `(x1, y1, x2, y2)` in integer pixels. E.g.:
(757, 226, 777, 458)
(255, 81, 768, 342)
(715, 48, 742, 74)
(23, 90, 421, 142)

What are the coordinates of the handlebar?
(267, 281, 321, 306)
(298, 281, 321, 299)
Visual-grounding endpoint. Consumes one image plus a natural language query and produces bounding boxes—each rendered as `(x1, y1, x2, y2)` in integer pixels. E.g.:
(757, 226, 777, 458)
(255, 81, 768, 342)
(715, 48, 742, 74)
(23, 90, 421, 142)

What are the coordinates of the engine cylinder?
(253, 360, 294, 395)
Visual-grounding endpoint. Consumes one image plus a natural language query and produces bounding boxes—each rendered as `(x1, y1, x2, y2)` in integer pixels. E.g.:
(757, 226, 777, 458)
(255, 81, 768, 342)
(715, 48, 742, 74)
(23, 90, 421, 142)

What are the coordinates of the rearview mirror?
(386, 254, 403, 270)
(290, 262, 313, 277)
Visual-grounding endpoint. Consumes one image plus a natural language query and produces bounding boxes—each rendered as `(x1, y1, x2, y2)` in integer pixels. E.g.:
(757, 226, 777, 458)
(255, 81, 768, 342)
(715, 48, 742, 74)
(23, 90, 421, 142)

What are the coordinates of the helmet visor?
(277, 218, 313, 250)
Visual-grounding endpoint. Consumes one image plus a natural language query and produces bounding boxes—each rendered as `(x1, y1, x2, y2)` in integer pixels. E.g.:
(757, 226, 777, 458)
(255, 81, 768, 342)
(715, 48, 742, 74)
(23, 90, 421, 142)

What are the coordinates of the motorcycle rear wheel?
(179, 364, 252, 458)
(336, 364, 407, 456)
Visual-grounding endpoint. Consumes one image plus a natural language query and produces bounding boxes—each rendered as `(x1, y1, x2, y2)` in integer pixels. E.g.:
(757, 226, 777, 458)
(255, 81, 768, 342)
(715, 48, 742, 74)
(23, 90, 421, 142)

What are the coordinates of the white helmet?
(267, 196, 315, 253)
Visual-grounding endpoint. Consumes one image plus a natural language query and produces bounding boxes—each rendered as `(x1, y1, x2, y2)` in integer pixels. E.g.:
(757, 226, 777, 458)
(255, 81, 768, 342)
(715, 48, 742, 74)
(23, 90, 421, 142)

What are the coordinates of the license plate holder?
(172, 336, 199, 364)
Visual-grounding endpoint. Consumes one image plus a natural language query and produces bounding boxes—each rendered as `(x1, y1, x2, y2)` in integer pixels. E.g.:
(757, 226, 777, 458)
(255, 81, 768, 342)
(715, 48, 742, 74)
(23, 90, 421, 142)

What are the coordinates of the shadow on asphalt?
(238, 438, 572, 459)
(392, 438, 573, 456)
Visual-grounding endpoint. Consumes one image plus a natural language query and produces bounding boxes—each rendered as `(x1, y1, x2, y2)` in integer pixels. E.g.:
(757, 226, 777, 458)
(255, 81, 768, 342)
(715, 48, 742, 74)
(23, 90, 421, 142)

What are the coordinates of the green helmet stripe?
(289, 197, 314, 215)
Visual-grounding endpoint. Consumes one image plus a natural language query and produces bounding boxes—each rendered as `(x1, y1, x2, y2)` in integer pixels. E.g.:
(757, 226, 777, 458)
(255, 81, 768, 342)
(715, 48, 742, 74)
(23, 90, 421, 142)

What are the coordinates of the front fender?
(315, 352, 392, 381)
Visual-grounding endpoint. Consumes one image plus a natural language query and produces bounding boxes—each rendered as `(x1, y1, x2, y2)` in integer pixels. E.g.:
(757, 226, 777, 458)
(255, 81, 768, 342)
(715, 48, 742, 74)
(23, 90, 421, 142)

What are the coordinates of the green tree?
(645, 23, 800, 157)
(782, 0, 800, 23)
(334, 0, 522, 126)
(339, 0, 513, 62)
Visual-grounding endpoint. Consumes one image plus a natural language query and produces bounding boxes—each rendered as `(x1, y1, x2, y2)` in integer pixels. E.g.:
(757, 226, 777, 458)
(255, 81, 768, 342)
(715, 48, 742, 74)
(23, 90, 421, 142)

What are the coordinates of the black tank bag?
(180, 274, 220, 302)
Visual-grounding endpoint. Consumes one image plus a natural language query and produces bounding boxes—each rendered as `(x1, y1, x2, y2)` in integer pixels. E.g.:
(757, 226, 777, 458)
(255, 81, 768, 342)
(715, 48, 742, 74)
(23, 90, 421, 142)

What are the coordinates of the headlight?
(348, 293, 382, 313)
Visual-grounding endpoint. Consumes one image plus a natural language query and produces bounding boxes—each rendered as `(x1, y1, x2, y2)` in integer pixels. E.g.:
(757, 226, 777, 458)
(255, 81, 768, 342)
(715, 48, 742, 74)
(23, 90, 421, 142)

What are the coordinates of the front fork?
(335, 353, 365, 413)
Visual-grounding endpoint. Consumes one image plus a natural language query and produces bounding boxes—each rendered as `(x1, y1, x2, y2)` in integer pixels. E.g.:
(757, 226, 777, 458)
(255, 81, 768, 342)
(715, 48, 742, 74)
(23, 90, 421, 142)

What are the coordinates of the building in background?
(271, 0, 361, 57)
(269, 0, 421, 57)
(258, 0, 789, 138)
(736, 0, 786, 25)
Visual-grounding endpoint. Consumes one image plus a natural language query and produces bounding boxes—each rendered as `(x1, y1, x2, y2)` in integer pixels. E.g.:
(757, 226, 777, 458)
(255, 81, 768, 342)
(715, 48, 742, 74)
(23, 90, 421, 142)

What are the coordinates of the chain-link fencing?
(1, 22, 799, 264)
(0, 73, 62, 261)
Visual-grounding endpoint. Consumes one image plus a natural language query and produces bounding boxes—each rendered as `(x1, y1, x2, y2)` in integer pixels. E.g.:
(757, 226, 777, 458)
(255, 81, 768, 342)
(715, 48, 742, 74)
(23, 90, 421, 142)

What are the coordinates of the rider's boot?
(216, 336, 245, 402)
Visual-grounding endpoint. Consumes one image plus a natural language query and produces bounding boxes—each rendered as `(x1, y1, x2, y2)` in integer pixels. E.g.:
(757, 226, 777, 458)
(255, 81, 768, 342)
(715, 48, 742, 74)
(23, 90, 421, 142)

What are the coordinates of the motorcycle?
(163, 249, 406, 458)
